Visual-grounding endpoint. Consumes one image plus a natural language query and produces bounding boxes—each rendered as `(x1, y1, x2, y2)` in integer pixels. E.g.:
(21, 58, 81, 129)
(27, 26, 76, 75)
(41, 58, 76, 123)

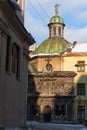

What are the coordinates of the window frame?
(5, 35, 11, 72)
(77, 83, 85, 95)
(53, 26, 56, 36)
(11, 42, 20, 80)
(77, 61, 85, 72)
(58, 26, 61, 37)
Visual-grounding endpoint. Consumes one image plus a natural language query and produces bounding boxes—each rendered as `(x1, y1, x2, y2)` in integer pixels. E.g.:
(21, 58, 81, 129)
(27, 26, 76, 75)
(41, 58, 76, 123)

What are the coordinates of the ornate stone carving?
(35, 76, 74, 96)
(55, 83, 73, 95)
(28, 71, 76, 121)
(28, 71, 76, 96)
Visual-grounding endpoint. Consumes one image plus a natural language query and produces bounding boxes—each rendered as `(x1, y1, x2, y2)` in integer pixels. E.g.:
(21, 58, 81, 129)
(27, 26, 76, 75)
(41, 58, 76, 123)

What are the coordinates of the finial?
(55, 2, 59, 16)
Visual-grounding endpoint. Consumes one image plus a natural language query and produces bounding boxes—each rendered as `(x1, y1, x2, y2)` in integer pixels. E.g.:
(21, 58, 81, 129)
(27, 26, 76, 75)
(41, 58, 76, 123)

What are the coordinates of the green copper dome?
(49, 16, 64, 25)
(34, 37, 71, 54)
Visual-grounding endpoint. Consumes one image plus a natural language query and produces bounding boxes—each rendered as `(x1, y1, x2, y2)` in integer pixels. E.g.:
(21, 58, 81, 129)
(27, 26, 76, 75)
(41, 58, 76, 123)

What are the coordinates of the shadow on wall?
(27, 68, 40, 121)
(27, 57, 77, 123)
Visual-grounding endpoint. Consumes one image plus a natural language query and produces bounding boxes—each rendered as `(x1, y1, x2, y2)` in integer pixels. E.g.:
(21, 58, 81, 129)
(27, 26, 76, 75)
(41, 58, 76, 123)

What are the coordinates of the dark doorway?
(61, 105, 65, 116)
(43, 106, 52, 122)
(77, 105, 85, 123)
(55, 104, 65, 116)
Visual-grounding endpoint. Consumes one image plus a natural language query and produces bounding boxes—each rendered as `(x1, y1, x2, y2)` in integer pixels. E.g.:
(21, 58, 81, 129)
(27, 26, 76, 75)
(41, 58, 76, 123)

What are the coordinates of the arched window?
(11, 43, 20, 79)
(53, 26, 56, 36)
(5, 35, 11, 71)
(49, 27, 51, 37)
(58, 26, 61, 37)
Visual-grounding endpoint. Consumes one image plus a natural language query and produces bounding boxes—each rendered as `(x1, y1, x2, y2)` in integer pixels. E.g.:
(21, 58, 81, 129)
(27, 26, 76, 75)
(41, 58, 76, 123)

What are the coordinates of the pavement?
(27, 121, 87, 130)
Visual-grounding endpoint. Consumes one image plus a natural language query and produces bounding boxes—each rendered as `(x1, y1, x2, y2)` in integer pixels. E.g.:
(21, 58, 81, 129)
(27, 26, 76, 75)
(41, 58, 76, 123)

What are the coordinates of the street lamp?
(75, 64, 87, 67)
(78, 96, 81, 106)
(74, 63, 87, 72)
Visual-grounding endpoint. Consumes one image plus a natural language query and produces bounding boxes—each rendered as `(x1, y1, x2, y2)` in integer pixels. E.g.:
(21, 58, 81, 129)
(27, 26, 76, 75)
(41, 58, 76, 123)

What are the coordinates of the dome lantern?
(34, 3, 71, 55)
(48, 3, 65, 38)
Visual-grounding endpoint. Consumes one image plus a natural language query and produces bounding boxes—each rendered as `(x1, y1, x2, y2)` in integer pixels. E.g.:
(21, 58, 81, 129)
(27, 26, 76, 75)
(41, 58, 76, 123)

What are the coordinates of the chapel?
(28, 4, 77, 122)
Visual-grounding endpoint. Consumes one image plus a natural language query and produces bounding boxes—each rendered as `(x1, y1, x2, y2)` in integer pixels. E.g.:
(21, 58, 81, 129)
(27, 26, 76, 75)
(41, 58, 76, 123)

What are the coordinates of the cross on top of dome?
(55, 2, 60, 16)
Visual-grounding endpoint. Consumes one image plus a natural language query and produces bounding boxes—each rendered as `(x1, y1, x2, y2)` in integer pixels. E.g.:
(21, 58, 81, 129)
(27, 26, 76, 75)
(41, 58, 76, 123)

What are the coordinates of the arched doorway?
(43, 105, 52, 122)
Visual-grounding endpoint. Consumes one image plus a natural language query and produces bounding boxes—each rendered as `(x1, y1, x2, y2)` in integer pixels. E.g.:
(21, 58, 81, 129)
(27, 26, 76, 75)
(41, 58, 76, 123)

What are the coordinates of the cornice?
(0, 1, 34, 45)
(29, 71, 77, 77)
(0, 18, 8, 35)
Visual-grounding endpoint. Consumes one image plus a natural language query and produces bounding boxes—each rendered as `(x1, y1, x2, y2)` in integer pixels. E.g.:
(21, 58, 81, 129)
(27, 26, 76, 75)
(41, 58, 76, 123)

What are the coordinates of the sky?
(24, 0, 87, 47)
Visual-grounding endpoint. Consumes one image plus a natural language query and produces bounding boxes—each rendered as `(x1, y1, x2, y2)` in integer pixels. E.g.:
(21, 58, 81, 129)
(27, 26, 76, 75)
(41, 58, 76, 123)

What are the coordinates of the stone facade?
(0, 0, 34, 128)
(28, 68, 76, 122)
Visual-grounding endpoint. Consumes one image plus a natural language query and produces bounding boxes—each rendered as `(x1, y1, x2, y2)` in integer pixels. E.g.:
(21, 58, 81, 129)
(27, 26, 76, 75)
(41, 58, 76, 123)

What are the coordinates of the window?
(5, 35, 11, 71)
(77, 83, 85, 95)
(11, 43, 20, 79)
(16, 46, 20, 78)
(53, 26, 56, 36)
(30, 105, 37, 115)
(11, 43, 17, 74)
(77, 61, 85, 72)
(28, 81, 35, 93)
(49, 27, 51, 37)
(58, 26, 61, 36)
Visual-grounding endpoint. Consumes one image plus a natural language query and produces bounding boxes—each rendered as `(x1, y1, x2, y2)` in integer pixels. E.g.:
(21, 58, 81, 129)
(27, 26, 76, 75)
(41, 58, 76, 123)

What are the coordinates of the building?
(28, 3, 87, 124)
(64, 42, 87, 123)
(0, 0, 35, 128)
(28, 4, 77, 123)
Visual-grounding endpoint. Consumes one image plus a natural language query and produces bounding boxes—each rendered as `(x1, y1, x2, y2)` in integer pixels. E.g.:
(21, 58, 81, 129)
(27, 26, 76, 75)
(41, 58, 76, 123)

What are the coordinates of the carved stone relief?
(34, 76, 74, 96)
(28, 71, 76, 121)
